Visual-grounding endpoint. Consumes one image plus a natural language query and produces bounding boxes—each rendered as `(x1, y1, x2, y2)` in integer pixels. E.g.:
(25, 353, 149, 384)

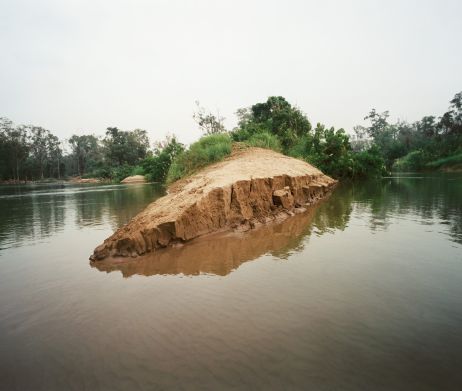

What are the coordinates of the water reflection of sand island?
(91, 205, 320, 277)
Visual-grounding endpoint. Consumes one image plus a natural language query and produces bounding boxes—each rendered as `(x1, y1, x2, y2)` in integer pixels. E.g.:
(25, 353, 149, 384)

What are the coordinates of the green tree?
(363, 109, 390, 139)
(416, 116, 437, 139)
(239, 96, 312, 151)
(47, 133, 62, 178)
(103, 127, 149, 166)
(29, 126, 53, 179)
(442, 92, 462, 135)
(361, 91, 462, 171)
(299, 123, 354, 178)
(362, 110, 407, 169)
(142, 135, 184, 182)
(0, 118, 29, 180)
(68, 134, 101, 176)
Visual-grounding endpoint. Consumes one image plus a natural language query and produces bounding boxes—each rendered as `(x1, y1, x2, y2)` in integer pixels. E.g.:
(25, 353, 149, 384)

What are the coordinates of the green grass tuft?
(166, 133, 232, 184)
(244, 132, 282, 152)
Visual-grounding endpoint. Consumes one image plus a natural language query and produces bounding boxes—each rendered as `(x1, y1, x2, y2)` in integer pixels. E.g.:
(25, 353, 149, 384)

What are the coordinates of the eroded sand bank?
(90, 147, 337, 261)
(92, 202, 325, 277)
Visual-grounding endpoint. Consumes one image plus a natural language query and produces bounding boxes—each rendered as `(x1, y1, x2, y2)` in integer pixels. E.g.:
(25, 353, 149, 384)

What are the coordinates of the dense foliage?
(231, 97, 385, 179)
(1, 92, 460, 183)
(68, 134, 101, 176)
(355, 92, 462, 171)
(142, 136, 184, 183)
(230, 93, 461, 178)
(231, 96, 311, 151)
(0, 121, 152, 182)
(0, 118, 63, 181)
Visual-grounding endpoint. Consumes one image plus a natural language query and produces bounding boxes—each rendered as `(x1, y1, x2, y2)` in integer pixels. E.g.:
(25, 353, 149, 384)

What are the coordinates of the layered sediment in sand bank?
(90, 148, 337, 261)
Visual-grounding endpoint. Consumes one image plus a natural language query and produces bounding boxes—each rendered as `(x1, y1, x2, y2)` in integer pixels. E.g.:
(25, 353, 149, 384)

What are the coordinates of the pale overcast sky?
(1, 0, 461, 145)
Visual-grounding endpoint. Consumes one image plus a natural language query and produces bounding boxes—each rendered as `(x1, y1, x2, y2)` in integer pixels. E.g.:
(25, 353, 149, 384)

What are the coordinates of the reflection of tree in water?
(269, 172, 462, 262)
(270, 191, 354, 260)
(1, 173, 460, 259)
(94, 173, 461, 278)
(312, 187, 354, 233)
(35, 193, 66, 238)
(341, 174, 462, 244)
(73, 184, 164, 230)
(0, 184, 67, 250)
(0, 183, 165, 250)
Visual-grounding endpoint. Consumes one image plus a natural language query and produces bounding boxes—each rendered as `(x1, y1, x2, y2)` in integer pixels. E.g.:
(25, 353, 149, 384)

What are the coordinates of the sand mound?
(90, 147, 337, 261)
(121, 175, 147, 184)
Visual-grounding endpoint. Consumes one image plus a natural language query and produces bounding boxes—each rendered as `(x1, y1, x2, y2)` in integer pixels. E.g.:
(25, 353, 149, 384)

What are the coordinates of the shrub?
(166, 133, 232, 183)
(142, 156, 165, 183)
(393, 150, 428, 171)
(111, 164, 134, 183)
(425, 153, 462, 169)
(81, 166, 111, 179)
(131, 165, 145, 175)
(287, 135, 313, 159)
(352, 147, 386, 178)
(230, 122, 267, 142)
(142, 136, 184, 183)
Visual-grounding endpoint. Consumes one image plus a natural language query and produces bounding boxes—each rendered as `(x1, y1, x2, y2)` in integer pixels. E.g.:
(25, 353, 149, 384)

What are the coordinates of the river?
(0, 173, 461, 390)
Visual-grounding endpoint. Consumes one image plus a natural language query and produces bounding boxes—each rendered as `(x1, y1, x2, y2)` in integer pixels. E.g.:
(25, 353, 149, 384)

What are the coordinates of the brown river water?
(0, 173, 461, 390)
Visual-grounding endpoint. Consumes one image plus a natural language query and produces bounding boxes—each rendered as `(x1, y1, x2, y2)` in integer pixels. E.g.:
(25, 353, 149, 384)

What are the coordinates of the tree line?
(229, 92, 462, 177)
(354, 91, 462, 171)
(0, 118, 62, 181)
(0, 122, 151, 182)
(1, 91, 460, 183)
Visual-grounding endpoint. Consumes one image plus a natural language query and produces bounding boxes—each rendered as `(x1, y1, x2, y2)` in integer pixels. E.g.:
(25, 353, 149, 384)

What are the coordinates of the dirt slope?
(90, 147, 337, 261)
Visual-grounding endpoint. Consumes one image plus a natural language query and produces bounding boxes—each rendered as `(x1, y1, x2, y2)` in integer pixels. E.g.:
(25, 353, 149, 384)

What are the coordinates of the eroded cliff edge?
(90, 147, 337, 261)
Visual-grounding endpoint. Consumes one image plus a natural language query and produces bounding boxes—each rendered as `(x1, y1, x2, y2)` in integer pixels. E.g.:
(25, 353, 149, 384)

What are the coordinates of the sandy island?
(90, 147, 337, 261)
